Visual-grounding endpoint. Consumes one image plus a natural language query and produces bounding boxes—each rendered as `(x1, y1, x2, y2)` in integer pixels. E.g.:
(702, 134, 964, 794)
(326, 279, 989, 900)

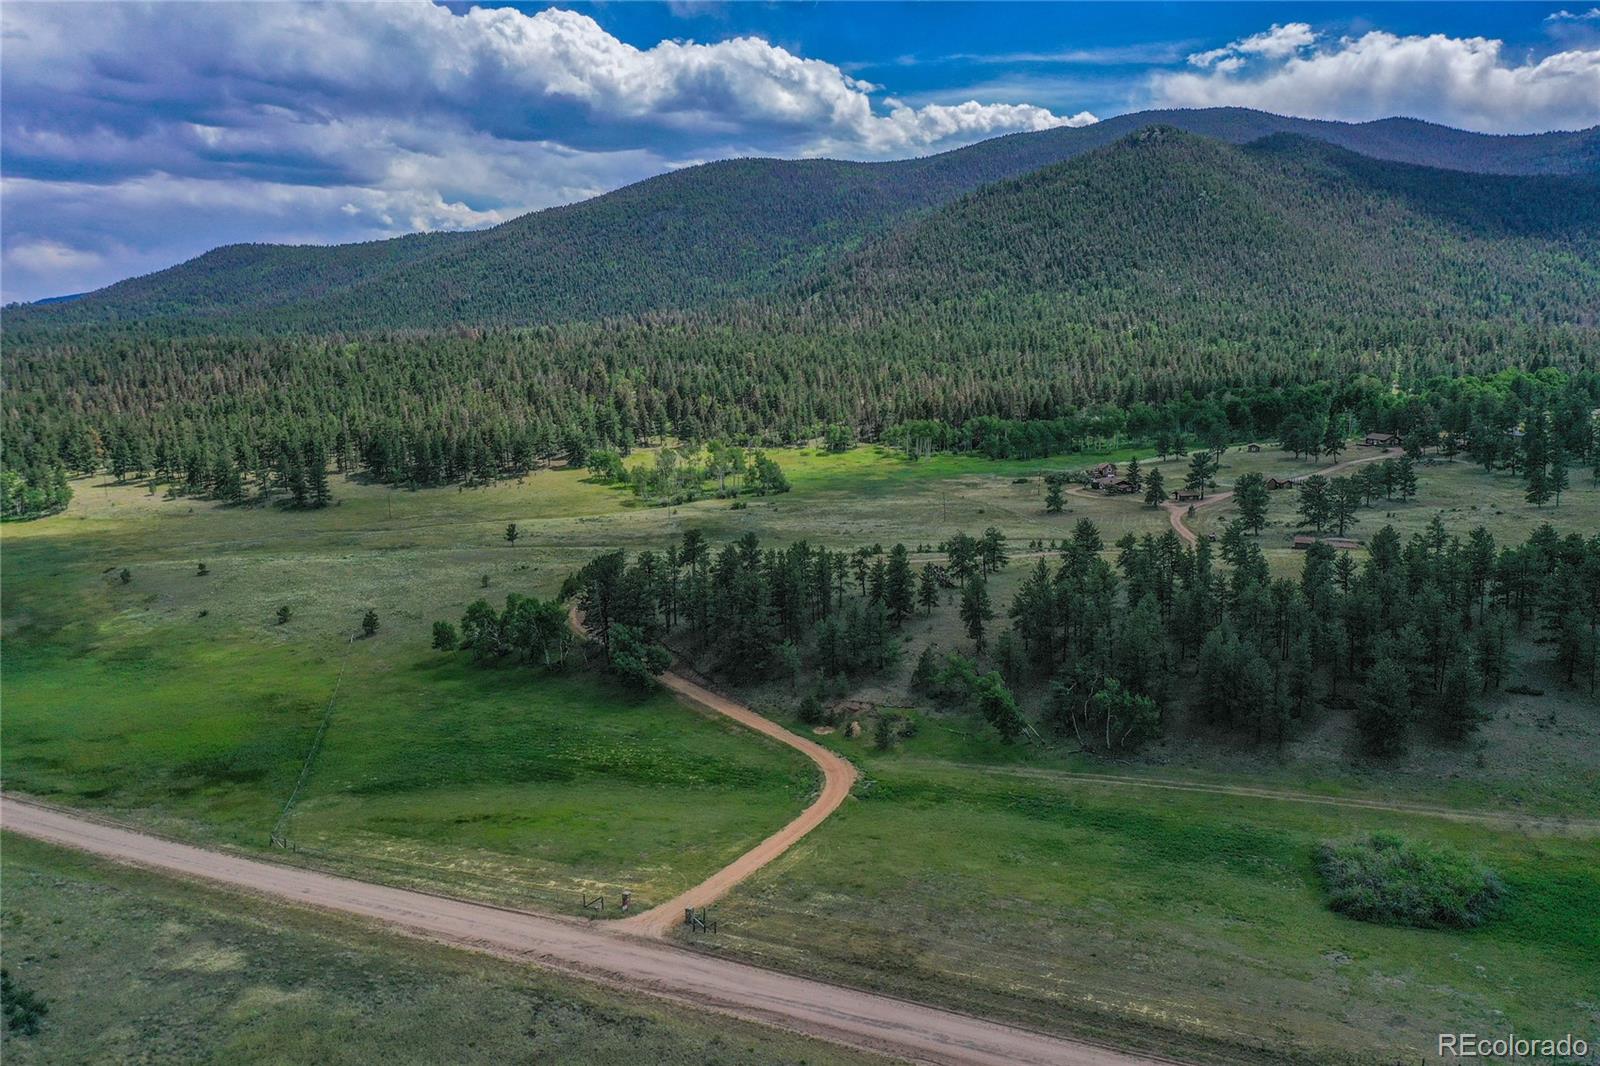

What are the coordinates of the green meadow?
(0, 834, 874, 1066)
(4, 441, 1597, 1063)
(687, 717, 1600, 1065)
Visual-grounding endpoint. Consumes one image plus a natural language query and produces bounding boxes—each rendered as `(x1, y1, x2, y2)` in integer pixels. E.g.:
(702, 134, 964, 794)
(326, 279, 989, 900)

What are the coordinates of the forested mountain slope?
(8, 109, 1597, 333)
(6, 125, 1596, 491)
(805, 129, 1599, 336)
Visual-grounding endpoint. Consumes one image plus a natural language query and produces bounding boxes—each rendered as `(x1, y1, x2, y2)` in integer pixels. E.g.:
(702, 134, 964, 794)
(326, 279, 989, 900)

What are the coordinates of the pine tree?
(1357, 655, 1410, 756)
(884, 543, 914, 624)
(1525, 461, 1551, 507)
(910, 644, 939, 693)
(959, 576, 993, 655)
(1045, 478, 1064, 514)
(1329, 476, 1362, 536)
(1184, 451, 1217, 499)
(1125, 455, 1142, 491)
(1321, 418, 1346, 464)
(505, 522, 520, 545)
(306, 441, 332, 508)
(1233, 473, 1269, 535)
(1143, 467, 1167, 508)
(917, 564, 941, 615)
(1396, 456, 1418, 500)
(1435, 656, 1485, 740)
(1296, 475, 1331, 534)
(1548, 444, 1569, 506)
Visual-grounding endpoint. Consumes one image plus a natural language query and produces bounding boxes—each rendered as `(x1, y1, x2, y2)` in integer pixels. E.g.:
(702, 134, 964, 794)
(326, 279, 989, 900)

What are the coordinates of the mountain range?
(9, 107, 1597, 335)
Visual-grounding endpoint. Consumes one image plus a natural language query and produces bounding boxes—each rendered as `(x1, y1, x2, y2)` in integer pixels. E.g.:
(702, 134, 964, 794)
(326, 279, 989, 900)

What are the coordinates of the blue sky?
(4, 1, 1598, 303)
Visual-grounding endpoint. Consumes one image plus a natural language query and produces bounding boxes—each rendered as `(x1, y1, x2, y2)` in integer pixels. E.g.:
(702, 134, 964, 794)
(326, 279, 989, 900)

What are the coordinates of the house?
(1173, 488, 1204, 502)
(1086, 462, 1117, 479)
(1094, 476, 1137, 494)
(1265, 476, 1295, 490)
(1504, 427, 1526, 440)
(1292, 535, 1359, 550)
(1246, 443, 1262, 453)
(1362, 431, 1401, 447)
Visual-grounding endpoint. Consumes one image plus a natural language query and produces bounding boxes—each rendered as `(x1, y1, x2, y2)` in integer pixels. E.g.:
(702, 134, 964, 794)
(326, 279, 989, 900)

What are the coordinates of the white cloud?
(1189, 23, 1317, 68)
(1158, 28, 1600, 134)
(1, 2, 1096, 301)
(4, 238, 102, 276)
(1545, 8, 1600, 20)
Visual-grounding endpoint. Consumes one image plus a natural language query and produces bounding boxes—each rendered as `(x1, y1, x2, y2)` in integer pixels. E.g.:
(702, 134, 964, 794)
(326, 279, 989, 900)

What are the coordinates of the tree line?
(3, 353, 1595, 521)
(438, 513, 1596, 760)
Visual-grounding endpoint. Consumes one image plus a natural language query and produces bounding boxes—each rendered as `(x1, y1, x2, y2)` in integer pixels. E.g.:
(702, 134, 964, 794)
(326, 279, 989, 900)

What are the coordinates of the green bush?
(1316, 832, 1506, 930)
(2, 968, 48, 1036)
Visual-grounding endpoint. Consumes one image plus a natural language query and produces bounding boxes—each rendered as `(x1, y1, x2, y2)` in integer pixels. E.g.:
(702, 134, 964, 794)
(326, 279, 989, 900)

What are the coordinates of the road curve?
(618, 668, 858, 934)
(566, 603, 858, 935)
(1162, 449, 1396, 546)
(2, 798, 1168, 1066)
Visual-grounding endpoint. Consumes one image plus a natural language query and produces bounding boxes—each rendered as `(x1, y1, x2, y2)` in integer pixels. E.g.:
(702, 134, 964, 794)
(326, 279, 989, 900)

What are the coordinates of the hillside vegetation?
(8, 108, 1597, 332)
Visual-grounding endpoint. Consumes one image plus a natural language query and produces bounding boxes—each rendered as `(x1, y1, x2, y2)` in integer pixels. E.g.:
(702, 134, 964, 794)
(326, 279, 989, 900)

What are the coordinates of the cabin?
(1292, 535, 1359, 550)
(1246, 443, 1262, 453)
(1172, 488, 1204, 502)
(1362, 431, 1401, 447)
(1504, 427, 1526, 440)
(1094, 476, 1137, 494)
(1265, 476, 1295, 490)
(1086, 462, 1117, 479)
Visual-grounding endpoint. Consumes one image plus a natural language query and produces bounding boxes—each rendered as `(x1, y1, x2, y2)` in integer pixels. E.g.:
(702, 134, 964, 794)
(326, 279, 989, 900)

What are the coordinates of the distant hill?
(812, 128, 1598, 327)
(9, 108, 1597, 334)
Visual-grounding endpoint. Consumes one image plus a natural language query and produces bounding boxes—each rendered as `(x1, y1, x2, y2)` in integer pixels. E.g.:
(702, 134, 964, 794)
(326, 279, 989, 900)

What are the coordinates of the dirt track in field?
(566, 603, 858, 935)
(616, 666, 858, 934)
(2, 798, 1172, 1066)
(1161, 449, 1397, 547)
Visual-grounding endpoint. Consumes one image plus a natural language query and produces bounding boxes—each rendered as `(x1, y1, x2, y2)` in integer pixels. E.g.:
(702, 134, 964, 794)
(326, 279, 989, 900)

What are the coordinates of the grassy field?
(2, 486, 819, 912)
(0, 834, 875, 1065)
(4, 440, 1597, 1064)
(685, 735, 1600, 1065)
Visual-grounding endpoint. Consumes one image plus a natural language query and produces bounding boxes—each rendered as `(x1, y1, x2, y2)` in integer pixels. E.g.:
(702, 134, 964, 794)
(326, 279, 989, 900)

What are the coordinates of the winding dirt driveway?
(1162, 448, 1397, 546)
(2, 798, 1165, 1066)
(619, 668, 857, 934)
(567, 603, 858, 935)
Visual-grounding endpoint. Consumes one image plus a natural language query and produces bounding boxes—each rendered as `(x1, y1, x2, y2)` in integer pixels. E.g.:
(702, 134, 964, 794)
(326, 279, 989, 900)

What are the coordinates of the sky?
(3, 1, 1599, 304)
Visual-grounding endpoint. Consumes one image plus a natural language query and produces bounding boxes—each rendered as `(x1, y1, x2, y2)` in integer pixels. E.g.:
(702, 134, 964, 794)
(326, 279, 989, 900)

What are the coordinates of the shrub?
(1316, 832, 1505, 929)
(2, 968, 48, 1036)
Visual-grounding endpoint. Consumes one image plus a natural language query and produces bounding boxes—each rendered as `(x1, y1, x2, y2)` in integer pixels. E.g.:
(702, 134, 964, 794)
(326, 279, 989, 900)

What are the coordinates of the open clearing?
(0, 831, 881, 1066)
(4, 441, 1597, 1064)
(2, 802, 1164, 1066)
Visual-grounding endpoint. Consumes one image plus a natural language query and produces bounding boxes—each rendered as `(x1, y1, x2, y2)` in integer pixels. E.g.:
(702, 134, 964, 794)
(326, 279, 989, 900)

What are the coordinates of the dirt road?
(3, 798, 1168, 1066)
(1162, 449, 1396, 546)
(566, 603, 858, 935)
(619, 668, 858, 934)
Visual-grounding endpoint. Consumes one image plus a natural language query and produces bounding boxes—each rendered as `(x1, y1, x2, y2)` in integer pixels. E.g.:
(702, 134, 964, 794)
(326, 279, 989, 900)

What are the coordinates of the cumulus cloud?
(1188, 23, 1318, 68)
(0, 2, 1094, 302)
(1157, 27, 1600, 134)
(1545, 8, 1600, 20)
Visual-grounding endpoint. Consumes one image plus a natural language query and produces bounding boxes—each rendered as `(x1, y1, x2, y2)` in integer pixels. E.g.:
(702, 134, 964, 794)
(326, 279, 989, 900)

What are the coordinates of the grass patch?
(1316, 832, 1507, 930)
(696, 751, 1600, 1065)
(0, 834, 873, 1065)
